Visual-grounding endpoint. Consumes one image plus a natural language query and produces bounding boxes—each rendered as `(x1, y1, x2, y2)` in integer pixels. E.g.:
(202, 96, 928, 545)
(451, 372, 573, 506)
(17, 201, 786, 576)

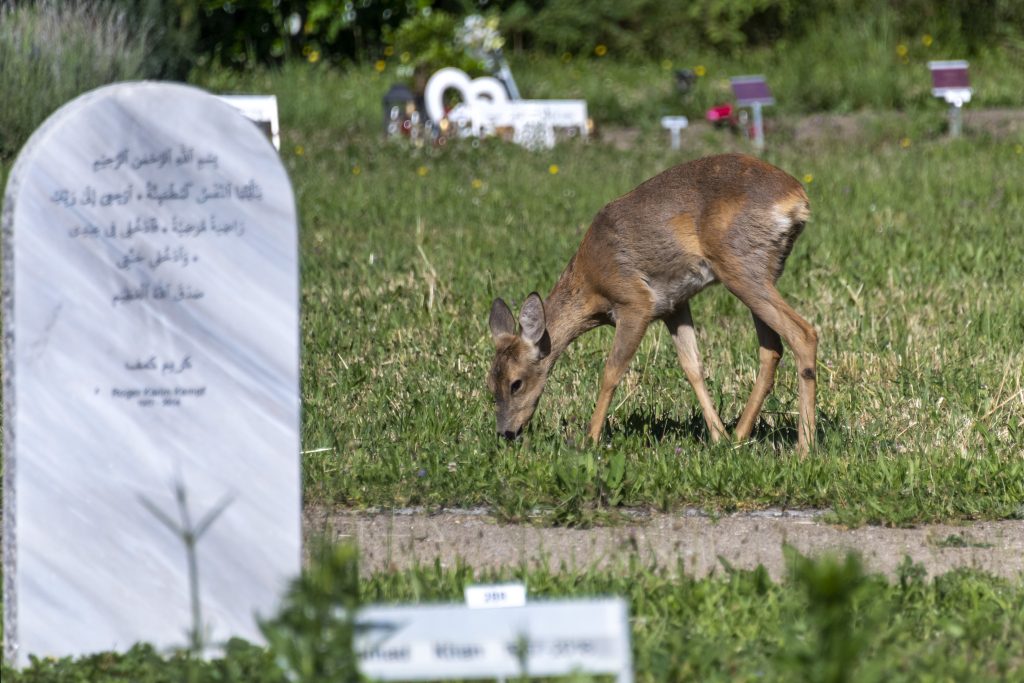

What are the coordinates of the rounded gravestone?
(2, 82, 300, 665)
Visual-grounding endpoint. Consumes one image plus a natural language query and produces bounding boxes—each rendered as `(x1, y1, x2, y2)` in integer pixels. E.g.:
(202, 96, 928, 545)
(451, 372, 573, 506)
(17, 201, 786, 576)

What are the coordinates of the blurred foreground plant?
(260, 541, 362, 683)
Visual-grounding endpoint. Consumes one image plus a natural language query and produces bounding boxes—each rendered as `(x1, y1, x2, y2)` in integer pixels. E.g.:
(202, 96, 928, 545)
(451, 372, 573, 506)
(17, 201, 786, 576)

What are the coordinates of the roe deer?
(487, 153, 818, 451)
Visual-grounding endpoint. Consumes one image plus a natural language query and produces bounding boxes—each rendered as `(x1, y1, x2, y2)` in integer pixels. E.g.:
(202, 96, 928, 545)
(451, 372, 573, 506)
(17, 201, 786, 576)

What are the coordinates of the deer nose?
(500, 428, 522, 441)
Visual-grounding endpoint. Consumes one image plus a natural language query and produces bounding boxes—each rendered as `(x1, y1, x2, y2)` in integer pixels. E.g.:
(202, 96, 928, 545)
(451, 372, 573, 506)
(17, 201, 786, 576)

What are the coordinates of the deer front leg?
(663, 303, 727, 442)
(588, 314, 650, 442)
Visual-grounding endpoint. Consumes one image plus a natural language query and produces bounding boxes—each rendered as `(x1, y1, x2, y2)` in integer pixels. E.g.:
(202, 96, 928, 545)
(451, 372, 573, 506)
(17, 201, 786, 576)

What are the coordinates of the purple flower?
(417, 468, 427, 478)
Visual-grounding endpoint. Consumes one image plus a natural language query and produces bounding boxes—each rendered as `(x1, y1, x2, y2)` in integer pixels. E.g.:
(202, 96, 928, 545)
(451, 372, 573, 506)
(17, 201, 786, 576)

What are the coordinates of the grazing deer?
(487, 153, 818, 451)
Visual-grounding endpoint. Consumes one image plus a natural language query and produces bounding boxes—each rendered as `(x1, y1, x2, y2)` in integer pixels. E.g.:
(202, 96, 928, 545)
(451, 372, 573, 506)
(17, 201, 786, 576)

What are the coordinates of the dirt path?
(305, 507, 1024, 580)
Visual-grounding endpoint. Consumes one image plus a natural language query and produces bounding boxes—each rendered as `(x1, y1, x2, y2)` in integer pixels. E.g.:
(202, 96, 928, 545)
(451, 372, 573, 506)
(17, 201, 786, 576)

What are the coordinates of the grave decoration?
(2, 81, 301, 666)
(730, 75, 775, 150)
(382, 83, 419, 139)
(457, 14, 521, 101)
(928, 60, 972, 138)
(423, 67, 589, 150)
(658, 68, 696, 150)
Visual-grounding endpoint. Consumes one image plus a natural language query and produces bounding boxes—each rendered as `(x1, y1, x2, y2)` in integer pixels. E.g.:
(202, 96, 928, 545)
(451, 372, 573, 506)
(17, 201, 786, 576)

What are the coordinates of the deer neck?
(541, 260, 601, 367)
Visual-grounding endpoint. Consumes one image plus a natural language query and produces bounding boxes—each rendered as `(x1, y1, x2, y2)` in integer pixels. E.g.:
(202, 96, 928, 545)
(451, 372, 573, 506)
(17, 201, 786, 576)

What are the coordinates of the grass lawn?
(1, 57, 1023, 682)
(188, 64, 1024, 527)
(1, 63, 1021, 527)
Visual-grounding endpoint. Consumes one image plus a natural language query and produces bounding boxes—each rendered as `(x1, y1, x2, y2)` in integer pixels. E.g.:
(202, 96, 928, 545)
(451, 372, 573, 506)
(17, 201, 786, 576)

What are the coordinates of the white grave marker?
(2, 82, 301, 666)
(217, 94, 281, 151)
(356, 598, 633, 682)
(928, 60, 972, 138)
(660, 116, 690, 150)
(731, 75, 775, 151)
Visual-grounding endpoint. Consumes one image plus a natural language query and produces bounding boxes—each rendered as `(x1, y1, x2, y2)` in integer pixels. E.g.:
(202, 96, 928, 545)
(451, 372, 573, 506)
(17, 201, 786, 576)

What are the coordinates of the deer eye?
(510, 379, 523, 395)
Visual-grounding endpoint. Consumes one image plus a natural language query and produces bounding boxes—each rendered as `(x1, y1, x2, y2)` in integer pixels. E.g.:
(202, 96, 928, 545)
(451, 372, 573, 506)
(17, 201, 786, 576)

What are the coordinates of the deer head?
(487, 293, 551, 440)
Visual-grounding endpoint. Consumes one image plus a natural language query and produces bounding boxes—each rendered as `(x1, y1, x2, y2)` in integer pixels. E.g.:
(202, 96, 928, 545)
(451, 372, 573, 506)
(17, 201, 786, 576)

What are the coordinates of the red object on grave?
(706, 104, 734, 122)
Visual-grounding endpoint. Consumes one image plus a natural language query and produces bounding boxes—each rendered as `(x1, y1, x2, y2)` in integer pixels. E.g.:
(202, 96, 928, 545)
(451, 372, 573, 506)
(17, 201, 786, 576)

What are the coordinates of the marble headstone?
(2, 82, 301, 665)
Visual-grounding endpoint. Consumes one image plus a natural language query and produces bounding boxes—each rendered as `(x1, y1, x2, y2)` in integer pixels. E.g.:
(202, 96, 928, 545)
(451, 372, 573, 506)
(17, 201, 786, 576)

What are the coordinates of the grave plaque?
(356, 598, 633, 682)
(730, 75, 774, 151)
(2, 82, 301, 665)
(928, 60, 972, 137)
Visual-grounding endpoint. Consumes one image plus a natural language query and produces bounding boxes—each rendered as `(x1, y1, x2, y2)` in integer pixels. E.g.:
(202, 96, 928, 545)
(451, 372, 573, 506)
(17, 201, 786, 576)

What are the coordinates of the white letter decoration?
(424, 67, 588, 149)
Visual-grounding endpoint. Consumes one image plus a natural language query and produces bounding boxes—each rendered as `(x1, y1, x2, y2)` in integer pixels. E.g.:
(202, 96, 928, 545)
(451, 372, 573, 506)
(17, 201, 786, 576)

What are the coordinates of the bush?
(259, 541, 363, 683)
(114, 0, 203, 79)
(0, 0, 150, 160)
(189, 0, 426, 69)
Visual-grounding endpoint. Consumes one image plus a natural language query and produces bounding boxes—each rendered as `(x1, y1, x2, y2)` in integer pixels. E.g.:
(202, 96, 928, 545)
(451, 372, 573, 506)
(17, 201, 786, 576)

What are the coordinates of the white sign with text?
(465, 582, 527, 609)
(356, 598, 633, 682)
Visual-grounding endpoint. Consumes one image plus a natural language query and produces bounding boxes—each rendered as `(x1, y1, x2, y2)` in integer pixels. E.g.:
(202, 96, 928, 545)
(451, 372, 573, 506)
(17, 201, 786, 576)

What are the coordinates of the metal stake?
(752, 102, 765, 151)
(949, 102, 963, 138)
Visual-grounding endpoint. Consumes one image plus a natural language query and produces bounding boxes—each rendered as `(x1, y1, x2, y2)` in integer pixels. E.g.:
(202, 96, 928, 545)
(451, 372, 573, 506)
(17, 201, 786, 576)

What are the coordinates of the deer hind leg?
(663, 303, 727, 442)
(726, 281, 817, 452)
(734, 314, 783, 442)
(588, 313, 651, 443)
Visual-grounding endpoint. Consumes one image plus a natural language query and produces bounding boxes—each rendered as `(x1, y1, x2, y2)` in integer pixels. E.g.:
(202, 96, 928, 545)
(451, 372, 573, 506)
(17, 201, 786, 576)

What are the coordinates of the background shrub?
(0, 0, 150, 160)
(114, 0, 203, 78)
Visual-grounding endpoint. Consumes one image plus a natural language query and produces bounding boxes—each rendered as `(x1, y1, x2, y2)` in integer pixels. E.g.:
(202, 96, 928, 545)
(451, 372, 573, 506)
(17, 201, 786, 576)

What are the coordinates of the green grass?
(3, 62, 1024, 527)
(181, 64, 1024, 527)
(363, 551, 1024, 682)
(4, 546, 1024, 681)
(511, 46, 1024, 127)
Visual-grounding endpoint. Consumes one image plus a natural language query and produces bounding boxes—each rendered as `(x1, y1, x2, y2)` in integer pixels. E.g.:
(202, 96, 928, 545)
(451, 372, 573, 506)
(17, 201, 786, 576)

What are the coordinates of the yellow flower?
(548, 164, 559, 175)
(307, 50, 320, 64)
(803, 173, 814, 184)
(661, 59, 673, 71)
(900, 137, 912, 149)
(471, 178, 483, 189)
(694, 64, 707, 77)
(374, 60, 386, 73)
(383, 46, 394, 57)
(594, 44, 607, 57)
(294, 145, 305, 156)
(417, 166, 429, 177)
(896, 44, 908, 57)
(352, 165, 362, 176)
(922, 34, 933, 47)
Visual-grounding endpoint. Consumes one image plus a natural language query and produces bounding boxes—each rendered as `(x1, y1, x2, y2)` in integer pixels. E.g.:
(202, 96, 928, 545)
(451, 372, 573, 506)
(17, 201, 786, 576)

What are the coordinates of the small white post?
(751, 101, 765, 151)
(659, 116, 689, 151)
(949, 102, 963, 138)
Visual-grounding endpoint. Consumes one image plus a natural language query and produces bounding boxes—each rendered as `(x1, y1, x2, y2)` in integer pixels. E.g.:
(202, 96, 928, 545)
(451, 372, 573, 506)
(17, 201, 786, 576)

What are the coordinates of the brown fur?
(488, 153, 818, 451)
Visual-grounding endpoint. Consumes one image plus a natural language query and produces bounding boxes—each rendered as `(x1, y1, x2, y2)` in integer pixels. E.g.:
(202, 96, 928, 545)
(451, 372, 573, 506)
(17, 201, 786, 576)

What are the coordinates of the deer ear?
(518, 292, 547, 345)
(489, 298, 516, 342)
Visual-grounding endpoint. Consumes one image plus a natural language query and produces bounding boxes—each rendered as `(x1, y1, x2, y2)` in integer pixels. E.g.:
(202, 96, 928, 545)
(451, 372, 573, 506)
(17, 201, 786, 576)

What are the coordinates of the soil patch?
(306, 507, 1024, 580)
